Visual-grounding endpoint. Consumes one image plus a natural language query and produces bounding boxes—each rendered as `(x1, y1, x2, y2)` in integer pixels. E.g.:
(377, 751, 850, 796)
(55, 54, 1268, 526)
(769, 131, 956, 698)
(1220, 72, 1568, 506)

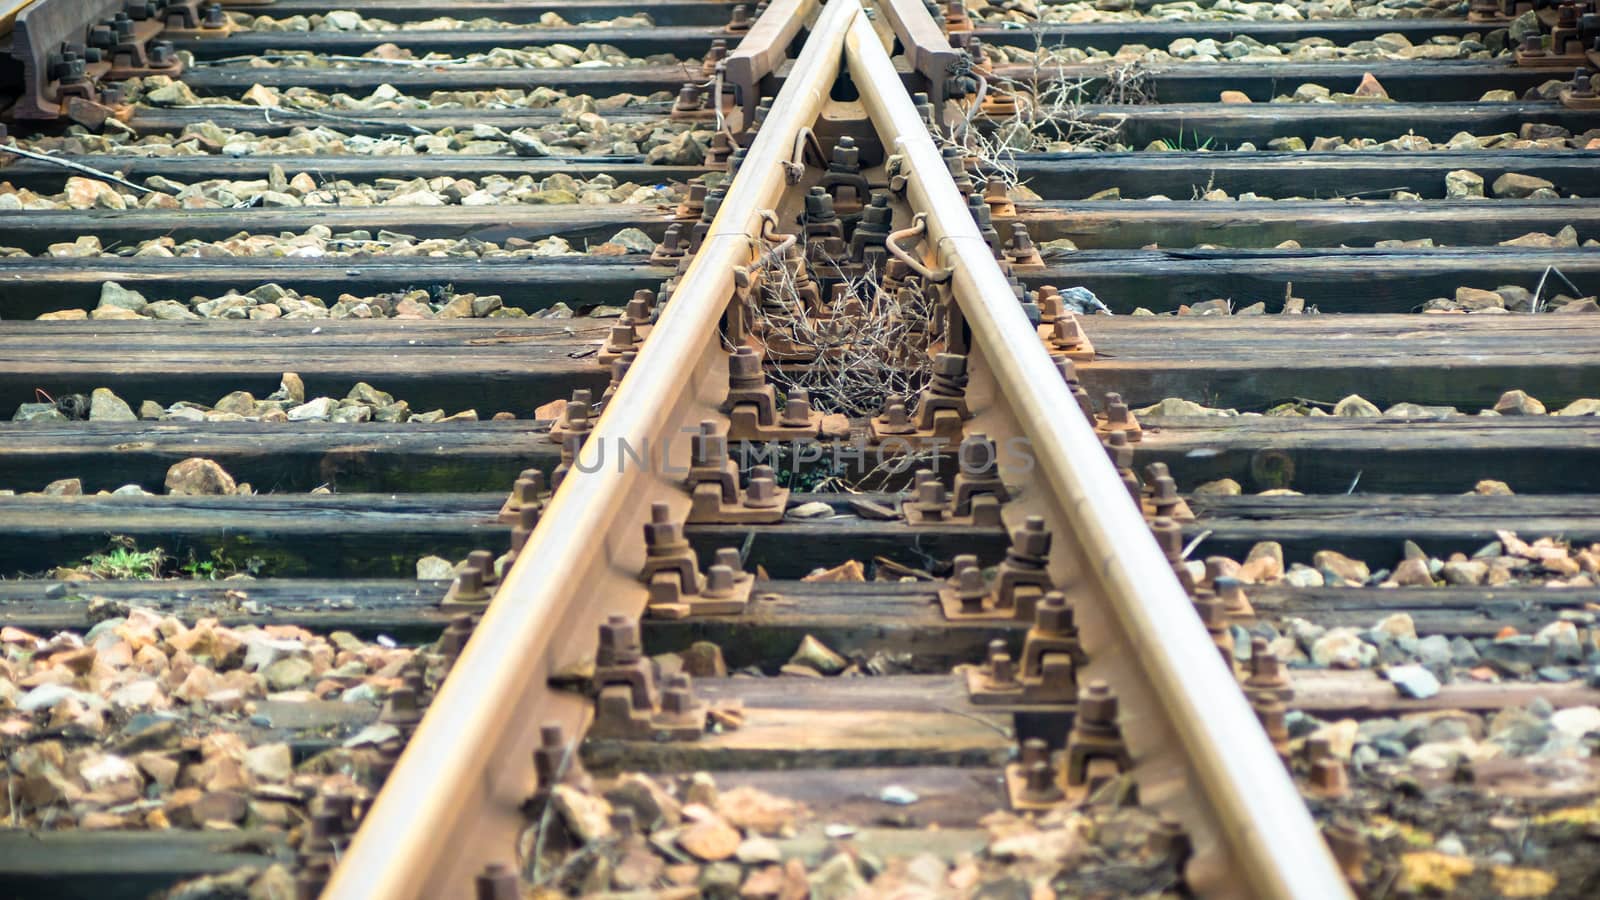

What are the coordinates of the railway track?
(2, 0, 1599, 898)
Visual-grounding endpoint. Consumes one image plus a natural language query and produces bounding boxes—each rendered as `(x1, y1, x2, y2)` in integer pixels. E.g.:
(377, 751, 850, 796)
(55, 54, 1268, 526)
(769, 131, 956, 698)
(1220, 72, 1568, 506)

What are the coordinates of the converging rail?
(322, 1, 1352, 898)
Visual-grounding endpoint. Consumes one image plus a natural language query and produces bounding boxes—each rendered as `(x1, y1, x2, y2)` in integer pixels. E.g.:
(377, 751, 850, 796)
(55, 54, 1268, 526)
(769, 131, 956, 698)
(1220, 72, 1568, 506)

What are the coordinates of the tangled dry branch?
(748, 241, 936, 419)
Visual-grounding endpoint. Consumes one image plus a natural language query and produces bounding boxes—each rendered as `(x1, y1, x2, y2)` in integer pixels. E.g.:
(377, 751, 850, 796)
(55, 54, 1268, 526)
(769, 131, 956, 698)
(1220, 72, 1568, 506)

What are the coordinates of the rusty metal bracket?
(639, 502, 756, 617)
(939, 516, 1058, 621)
(723, 346, 822, 440)
(7, 0, 127, 120)
(683, 420, 789, 523)
(1003, 678, 1131, 811)
(902, 433, 1009, 528)
(597, 294, 654, 367)
(440, 550, 499, 613)
(1140, 463, 1195, 523)
(981, 177, 1016, 219)
(589, 615, 743, 740)
(871, 351, 970, 446)
(669, 78, 729, 121)
(1034, 289, 1095, 361)
(1242, 636, 1294, 704)
(967, 591, 1083, 705)
(1040, 312, 1094, 362)
(545, 389, 596, 445)
(497, 468, 549, 526)
(157, 1, 237, 38)
(1003, 222, 1044, 271)
(1093, 392, 1142, 442)
(1559, 67, 1600, 108)
(818, 135, 870, 212)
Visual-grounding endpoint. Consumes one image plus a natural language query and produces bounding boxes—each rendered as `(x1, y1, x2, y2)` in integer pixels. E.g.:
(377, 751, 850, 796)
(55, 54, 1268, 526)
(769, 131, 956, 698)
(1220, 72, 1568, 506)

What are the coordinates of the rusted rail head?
(845, 10, 1352, 900)
(725, 0, 821, 127)
(6, 0, 123, 120)
(319, 3, 858, 898)
(3, 0, 228, 122)
(875, 0, 961, 109)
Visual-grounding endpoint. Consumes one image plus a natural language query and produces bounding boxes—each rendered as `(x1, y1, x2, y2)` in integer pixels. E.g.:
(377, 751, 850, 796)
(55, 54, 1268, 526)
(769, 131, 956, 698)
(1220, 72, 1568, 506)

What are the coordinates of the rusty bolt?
(966, 192, 992, 228)
(512, 476, 543, 510)
(1104, 393, 1132, 427)
(745, 466, 782, 508)
(1023, 759, 1062, 802)
(984, 177, 1009, 206)
(729, 345, 764, 389)
(1309, 757, 1349, 798)
(1102, 429, 1134, 468)
(953, 561, 987, 612)
(1077, 680, 1118, 731)
(1052, 316, 1083, 349)
(1036, 284, 1062, 316)
(438, 614, 476, 662)
(532, 723, 568, 787)
(691, 420, 727, 467)
(467, 549, 496, 583)
(930, 353, 968, 389)
(1149, 475, 1181, 517)
(1036, 591, 1074, 636)
(913, 478, 950, 520)
(1020, 736, 1049, 768)
(380, 685, 421, 731)
(598, 614, 642, 666)
(451, 566, 488, 605)
(660, 674, 696, 715)
(1252, 695, 1291, 761)
(660, 222, 685, 254)
(1010, 516, 1051, 558)
(1247, 637, 1291, 697)
(676, 82, 703, 110)
(1572, 67, 1596, 97)
(986, 640, 1018, 686)
(607, 353, 637, 397)
(1055, 356, 1077, 384)
(878, 396, 915, 432)
(704, 564, 737, 597)
(1008, 222, 1034, 258)
(1149, 516, 1183, 561)
(941, 146, 967, 179)
(644, 502, 689, 554)
(779, 389, 814, 427)
(607, 323, 638, 352)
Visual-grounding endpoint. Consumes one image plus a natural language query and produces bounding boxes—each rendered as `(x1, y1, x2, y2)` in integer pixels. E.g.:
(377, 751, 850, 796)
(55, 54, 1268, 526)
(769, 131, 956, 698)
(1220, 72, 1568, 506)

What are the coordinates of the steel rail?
(319, 1, 859, 897)
(845, 9, 1354, 900)
(725, 0, 820, 124)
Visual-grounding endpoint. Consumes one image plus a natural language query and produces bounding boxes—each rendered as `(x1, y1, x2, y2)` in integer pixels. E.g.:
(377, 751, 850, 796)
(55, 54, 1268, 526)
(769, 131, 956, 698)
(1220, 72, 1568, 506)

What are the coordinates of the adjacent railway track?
(2, 0, 1599, 898)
